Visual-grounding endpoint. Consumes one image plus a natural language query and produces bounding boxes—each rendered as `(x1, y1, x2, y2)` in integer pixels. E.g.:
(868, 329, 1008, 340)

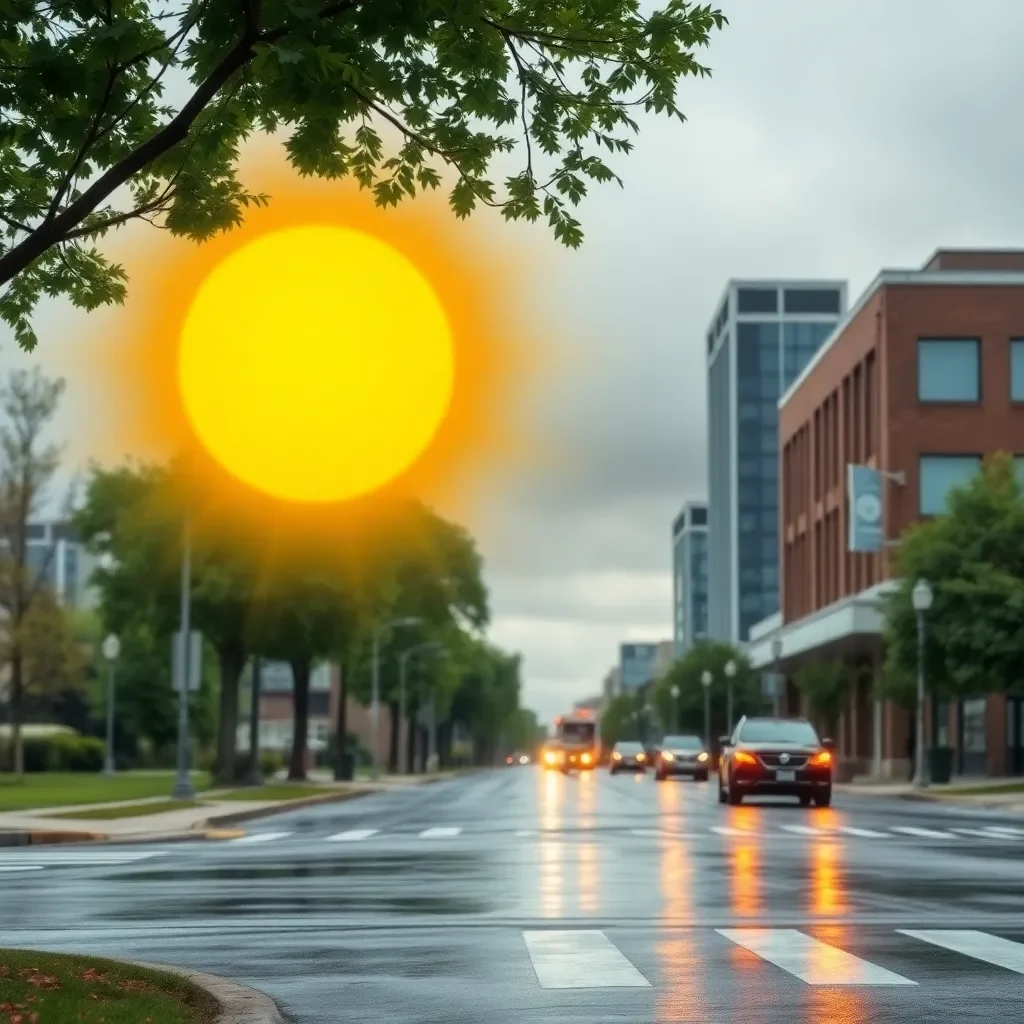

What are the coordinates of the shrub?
(51, 734, 106, 772)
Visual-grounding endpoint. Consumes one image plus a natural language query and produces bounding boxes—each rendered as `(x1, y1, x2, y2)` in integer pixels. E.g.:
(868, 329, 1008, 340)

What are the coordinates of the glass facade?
(672, 507, 709, 656)
(1012, 340, 1024, 401)
(620, 643, 659, 691)
(918, 339, 980, 402)
(919, 455, 981, 515)
(707, 322, 733, 642)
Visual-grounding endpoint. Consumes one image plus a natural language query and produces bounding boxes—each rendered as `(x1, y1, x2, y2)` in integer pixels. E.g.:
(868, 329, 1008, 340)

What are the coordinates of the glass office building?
(672, 501, 708, 656)
(706, 280, 847, 644)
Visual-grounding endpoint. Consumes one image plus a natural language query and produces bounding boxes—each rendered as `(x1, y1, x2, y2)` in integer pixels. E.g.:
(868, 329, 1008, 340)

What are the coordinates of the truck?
(553, 709, 599, 772)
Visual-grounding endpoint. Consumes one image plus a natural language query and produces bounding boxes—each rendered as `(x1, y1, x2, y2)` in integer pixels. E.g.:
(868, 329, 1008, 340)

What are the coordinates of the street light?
(101, 634, 120, 777)
(700, 670, 712, 750)
(399, 641, 442, 773)
(670, 683, 680, 732)
(771, 637, 783, 716)
(911, 578, 934, 789)
(724, 659, 737, 732)
(371, 616, 421, 780)
(171, 515, 194, 801)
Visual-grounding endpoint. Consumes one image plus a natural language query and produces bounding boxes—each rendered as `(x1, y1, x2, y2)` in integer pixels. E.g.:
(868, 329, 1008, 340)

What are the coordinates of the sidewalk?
(836, 776, 1024, 812)
(0, 771, 458, 844)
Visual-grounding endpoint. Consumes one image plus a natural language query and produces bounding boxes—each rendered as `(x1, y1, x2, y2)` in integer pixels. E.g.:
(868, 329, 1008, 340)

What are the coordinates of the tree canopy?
(0, 0, 727, 347)
(881, 452, 1024, 705)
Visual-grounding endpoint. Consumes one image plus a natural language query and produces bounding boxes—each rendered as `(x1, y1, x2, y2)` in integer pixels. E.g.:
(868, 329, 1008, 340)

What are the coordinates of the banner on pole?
(847, 464, 884, 552)
(172, 630, 203, 692)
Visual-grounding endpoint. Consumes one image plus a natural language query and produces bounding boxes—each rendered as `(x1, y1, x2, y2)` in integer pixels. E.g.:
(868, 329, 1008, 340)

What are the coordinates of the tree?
(793, 659, 848, 740)
(652, 641, 762, 741)
(880, 452, 1024, 707)
(75, 461, 255, 782)
(0, 367, 66, 775)
(600, 691, 643, 746)
(0, 1, 727, 347)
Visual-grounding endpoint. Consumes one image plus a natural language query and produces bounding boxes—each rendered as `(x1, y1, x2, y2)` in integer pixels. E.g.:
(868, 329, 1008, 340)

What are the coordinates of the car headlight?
(612, 752, 622, 760)
(544, 751, 556, 765)
(661, 751, 675, 762)
(809, 749, 832, 767)
(519, 755, 529, 764)
(636, 753, 646, 762)
(581, 752, 592, 765)
(697, 752, 709, 762)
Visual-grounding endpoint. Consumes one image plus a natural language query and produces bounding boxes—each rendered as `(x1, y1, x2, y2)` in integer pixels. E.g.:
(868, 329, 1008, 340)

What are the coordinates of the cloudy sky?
(8, 1, 1024, 727)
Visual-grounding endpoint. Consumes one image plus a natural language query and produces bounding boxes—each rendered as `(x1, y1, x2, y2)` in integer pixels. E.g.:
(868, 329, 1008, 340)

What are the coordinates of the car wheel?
(717, 775, 727, 803)
(697, 771, 708, 782)
(726, 773, 743, 805)
(814, 789, 832, 808)
(798, 793, 812, 807)
(655, 770, 665, 781)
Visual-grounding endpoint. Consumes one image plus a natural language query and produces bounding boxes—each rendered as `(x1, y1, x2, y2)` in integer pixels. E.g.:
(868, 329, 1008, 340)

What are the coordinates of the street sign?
(761, 672, 783, 699)
(172, 630, 203, 692)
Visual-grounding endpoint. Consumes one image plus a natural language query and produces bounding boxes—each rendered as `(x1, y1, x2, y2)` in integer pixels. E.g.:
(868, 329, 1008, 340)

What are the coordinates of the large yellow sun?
(177, 224, 455, 504)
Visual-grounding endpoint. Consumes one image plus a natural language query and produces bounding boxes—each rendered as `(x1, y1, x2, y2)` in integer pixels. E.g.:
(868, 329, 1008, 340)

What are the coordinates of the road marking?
(891, 826, 952, 839)
(232, 832, 292, 843)
(0, 852, 164, 864)
(326, 829, 378, 842)
(710, 826, 752, 836)
(717, 929, 917, 986)
(419, 827, 462, 838)
(522, 930, 650, 989)
(952, 827, 1006, 839)
(982, 826, 1024, 837)
(515, 830, 533, 837)
(839, 827, 890, 838)
(899, 930, 1024, 974)
(780, 824, 822, 835)
(0, 865, 44, 872)
(630, 828, 668, 837)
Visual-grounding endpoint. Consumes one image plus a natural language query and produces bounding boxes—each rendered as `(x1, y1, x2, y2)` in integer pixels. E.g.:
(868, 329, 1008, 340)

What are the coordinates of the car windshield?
(616, 742, 642, 753)
(663, 734, 703, 749)
(561, 722, 595, 743)
(738, 719, 820, 745)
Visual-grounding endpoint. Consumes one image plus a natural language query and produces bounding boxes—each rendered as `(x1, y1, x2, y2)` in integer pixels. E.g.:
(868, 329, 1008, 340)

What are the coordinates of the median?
(0, 948, 218, 1023)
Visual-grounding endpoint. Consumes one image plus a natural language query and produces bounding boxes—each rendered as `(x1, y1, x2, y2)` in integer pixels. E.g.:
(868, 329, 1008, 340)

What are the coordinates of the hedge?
(0, 733, 106, 772)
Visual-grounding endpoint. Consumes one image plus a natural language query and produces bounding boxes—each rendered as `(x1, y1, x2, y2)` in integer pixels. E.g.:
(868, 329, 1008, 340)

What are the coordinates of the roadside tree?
(793, 659, 848, 740)
(0, 1, 728, 345)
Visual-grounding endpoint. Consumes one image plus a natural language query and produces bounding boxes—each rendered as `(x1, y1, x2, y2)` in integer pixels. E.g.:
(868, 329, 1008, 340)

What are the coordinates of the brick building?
(746, 249, 1024, 779)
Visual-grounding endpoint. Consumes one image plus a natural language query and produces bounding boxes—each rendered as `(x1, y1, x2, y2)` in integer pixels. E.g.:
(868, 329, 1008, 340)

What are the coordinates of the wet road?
(2, 768, 1024, 1022)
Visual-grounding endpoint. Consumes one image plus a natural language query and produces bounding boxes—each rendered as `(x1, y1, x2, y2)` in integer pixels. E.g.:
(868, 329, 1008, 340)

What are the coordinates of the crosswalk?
(522, 927, 1024, 989)
(0, 850, 164, 872)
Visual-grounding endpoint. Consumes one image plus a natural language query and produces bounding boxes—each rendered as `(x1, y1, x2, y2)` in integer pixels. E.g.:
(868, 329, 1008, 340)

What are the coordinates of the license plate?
(776, 769, 796, 782)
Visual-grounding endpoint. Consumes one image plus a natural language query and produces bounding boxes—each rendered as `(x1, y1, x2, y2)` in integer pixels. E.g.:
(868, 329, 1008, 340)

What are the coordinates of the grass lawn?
(51, 799, 211, 821)
(0, 772, 211, 813)
(214, 783, 345, 801)
(0, 947, 219, 1023)
(939, 781, 1024, 796)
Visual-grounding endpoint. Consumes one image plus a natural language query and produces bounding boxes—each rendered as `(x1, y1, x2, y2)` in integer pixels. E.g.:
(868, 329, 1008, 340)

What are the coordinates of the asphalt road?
(2, 768, 1024, 1022)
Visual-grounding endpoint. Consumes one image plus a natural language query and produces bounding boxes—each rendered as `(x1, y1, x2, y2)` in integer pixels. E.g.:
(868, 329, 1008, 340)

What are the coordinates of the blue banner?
(847, 464, 884, 552)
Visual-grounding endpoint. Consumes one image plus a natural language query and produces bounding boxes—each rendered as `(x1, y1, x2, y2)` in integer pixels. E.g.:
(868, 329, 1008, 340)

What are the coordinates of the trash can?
(334, 753, 355, 782)
(928, 746, 954, 785)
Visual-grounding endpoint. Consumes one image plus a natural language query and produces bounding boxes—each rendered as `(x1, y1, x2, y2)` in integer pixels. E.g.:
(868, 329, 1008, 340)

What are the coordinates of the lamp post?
(701, 670, 712, 750)
(371, 616, 420, 781)
(771, 637, 783, 716)
(248, 656, 263, 785)
(724, 659, 737, 733)
(399, 641, 442, 772)
(171, 516, 194, 800)
(670, 683, 680, 732)
(911, 579, 934, 789)
(101, 634, 120, 777)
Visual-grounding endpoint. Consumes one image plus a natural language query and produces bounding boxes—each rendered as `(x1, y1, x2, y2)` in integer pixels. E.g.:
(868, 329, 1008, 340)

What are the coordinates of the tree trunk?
(387, 699, 400, 774)
(419, 725, 428, 772)
(215, 642, 245, 784)
(10, 650, 23, 776)
(405, 705, 418, 774)
(288, 658, 311, 781)
(333, 661, 349, 781)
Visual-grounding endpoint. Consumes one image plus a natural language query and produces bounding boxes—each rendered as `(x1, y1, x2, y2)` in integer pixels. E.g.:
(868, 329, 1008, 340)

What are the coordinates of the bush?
(23, 735, 57, 772)
(199, 747, 285, 782)
(51, 734, 105, 772)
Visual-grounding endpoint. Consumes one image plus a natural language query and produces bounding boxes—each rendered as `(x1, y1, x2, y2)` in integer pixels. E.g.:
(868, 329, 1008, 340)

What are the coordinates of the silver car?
(610, 740, 648, 773)
(655, 733, 710, 781)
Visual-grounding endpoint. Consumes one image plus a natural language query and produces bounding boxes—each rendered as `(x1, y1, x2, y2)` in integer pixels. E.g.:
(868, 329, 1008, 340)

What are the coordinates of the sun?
(177, 224, 455, 504)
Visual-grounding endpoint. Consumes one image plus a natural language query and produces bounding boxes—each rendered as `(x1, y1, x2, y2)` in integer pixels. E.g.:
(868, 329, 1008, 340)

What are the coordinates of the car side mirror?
(822, 738, 835, 750)
(718, 735, 731, 746)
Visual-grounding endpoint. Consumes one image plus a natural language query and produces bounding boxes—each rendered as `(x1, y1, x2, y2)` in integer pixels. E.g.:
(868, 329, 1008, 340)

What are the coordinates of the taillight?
(733, 750, 757, 766)
(809, 749, 832, 767)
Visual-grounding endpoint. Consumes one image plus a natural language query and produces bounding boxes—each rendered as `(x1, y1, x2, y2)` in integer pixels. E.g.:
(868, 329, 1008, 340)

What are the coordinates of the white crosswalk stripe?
(839, 826, 891, 838)
(523, 930, 650, 988)
(891, 826, 952, 839)
(419, 827, 462, 838)
(326, 829, 379, 842)
(952, 827, 1003, 838)
(898, 930, 1024, 974)
(780, 824, 822, 835)
(0, 865, 43, 872)
(0, 851, 164, 865)
(710, 825, 752, 836)
(230, 832, 293, 843)
(717, 928, 917, 985)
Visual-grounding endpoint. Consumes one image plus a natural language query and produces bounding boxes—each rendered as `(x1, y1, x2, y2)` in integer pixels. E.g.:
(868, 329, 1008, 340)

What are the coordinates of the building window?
(1012, 340, 1024, 401)
(919, 455, 981, 515)
(918, 339, 980, 402)
(737, 287, 777, 314)
(783, 288, 841, 315)
(691, 507, 707, 527)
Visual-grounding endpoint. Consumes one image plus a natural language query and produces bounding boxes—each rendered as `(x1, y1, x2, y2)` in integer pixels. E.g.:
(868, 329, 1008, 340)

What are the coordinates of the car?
(609, 740, 648, 774)
(717, 716, 834, 807)
(541, 744, 561, 769)
(655, 733, 710, 781)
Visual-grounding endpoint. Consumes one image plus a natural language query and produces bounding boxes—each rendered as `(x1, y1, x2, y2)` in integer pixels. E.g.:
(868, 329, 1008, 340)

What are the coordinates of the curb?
(128, 959, 289, 1023)
(196, 786, 379, 830)
(0, 829, 108, 847)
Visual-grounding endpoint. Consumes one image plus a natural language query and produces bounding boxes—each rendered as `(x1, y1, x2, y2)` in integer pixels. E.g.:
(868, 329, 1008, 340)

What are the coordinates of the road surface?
(2, 768, 1024, 1022)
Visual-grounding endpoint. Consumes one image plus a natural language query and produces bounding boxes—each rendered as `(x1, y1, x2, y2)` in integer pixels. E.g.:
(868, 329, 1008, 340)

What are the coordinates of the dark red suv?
(717, 716, 834, 807)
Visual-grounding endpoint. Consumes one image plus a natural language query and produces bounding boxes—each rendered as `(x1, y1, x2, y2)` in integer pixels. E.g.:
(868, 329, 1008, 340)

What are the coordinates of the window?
(919, 455, 981, 515)
(1012, 340, 1024, 401)
(737, 287, 778, 314)
(783, 289, 841, 315)
(918, 339, 980, 402)
(690, 507, 707, 527)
